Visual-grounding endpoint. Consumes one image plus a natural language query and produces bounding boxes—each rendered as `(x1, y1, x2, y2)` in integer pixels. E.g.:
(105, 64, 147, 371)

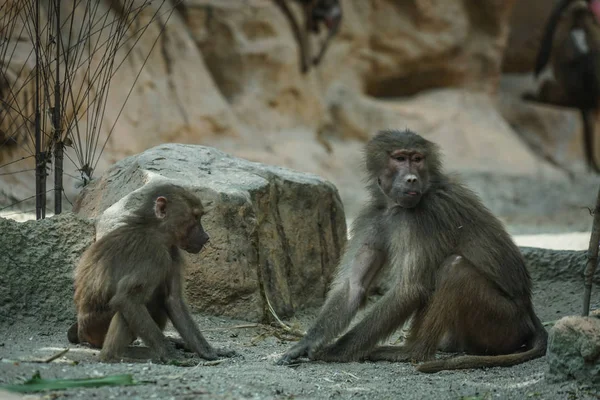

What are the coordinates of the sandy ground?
(0, 256, 599, 400)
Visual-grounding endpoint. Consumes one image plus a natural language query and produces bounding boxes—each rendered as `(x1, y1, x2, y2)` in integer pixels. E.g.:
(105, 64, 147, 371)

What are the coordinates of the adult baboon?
(278, 129, 547, 373)
(527, 0, 600, 173)
(67, 183, 236, 363)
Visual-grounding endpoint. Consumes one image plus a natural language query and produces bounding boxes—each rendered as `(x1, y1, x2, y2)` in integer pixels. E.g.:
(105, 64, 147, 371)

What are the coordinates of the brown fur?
(277, 129, 548, 373)
(67, 183, 236, 363)
(273, 0, 342, 74)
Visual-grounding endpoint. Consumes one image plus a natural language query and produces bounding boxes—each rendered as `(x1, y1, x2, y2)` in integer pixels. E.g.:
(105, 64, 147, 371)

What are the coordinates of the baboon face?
(153, 190, 210, 254)
(174, 203, 209, 254)
(366, 130, 438, 209)
(377, 149, 429, 208)
(590, 0, 600, 22)
(181, 215, 209, 254)
(313, 0, 341, 29)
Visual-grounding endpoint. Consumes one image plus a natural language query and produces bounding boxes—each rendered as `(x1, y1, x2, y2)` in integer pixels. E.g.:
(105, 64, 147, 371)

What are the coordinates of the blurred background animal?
(525, 0, 600, 173)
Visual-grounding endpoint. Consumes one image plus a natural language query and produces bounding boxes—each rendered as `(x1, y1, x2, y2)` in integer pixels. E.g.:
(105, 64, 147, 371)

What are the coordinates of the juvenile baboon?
(274, 0, 342, 74)
(277, 129, 548, 373)
(67, 183, 236, 363)
(526, 0, 600, 173)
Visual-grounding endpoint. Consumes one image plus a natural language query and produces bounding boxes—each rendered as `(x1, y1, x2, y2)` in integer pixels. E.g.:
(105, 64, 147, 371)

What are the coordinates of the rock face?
(191, 0, 516, 128)
(73, 144, 347, 322)
(0, 214, 94, 325)
(546, 314, 600, 386)
(498, 74, 592, 175)
(0, 0, 521, 217)
(327, 87, 554, 176)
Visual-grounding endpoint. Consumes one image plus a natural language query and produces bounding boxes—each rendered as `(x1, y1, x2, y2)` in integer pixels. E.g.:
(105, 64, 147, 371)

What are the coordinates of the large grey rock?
(546, 313, 600, 386)
(0, 214, 94, 326)
(73, 144, 347, 322)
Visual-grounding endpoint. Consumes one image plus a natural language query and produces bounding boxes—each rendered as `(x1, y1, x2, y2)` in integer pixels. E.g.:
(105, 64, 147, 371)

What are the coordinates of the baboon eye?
(413, 156, 423, 162)
(394, 155, 406, 162)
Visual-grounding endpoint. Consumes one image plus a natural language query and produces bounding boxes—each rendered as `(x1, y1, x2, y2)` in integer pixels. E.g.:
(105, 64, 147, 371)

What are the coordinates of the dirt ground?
(0, 284, 598, 400)
(1, 172, 600, 399)
(1, 245, 599, 400)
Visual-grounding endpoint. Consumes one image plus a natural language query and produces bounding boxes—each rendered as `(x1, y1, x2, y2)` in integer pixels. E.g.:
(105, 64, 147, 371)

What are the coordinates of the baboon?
(274, 0, 342, 74)
(525, 0, 600, 173)
(67, 183, 236, 363)
(277, 129, 548, 373)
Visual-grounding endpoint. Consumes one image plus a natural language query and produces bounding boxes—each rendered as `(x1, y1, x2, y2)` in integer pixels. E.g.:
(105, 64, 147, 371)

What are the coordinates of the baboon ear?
(155, 196, 168, 219)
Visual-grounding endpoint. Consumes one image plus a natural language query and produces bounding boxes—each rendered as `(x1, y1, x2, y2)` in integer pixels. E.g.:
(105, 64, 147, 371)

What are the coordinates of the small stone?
(546, 315, 600, 386)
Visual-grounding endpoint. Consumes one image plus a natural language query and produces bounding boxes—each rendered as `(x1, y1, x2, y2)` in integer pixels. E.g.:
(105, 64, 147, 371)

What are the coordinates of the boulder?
(0, 214, 94, 326)
(73, 144, 347, 322)
(546, 313, 600, 386)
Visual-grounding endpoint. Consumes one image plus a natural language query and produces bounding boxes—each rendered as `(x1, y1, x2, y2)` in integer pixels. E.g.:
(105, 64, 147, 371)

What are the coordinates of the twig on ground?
(43, 348, 70, 363)
(250, 332, 271, 346)
(341, 370, 360, 380)
(202, 359, 226, 366)
(264, 293, 306, 338)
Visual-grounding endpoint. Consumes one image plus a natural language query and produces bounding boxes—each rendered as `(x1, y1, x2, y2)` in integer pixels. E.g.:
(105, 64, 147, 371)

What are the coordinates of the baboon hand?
(159, 347, 195, 365)
(215, 347, 239, 358)
(309, 342, 361, 363)
(277, 342, 310, 365)
(196, 348, 219, 361)
(166, 338, 237, 359)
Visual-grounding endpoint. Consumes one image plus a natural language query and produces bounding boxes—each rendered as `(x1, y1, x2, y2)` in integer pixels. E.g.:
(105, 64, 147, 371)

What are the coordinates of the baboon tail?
(416, 320, 548, 373)
(67, 321, 80, 344)
(581, 109, 600, 173)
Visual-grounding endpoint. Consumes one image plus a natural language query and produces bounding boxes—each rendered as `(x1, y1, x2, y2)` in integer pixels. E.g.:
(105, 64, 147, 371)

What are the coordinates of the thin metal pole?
(34, 0, 45, 220)
(53, 0, 63, 215)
